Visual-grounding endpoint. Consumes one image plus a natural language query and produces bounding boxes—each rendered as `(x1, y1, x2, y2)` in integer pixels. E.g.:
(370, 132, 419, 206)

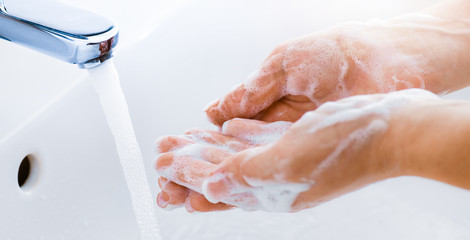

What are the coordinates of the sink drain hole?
(18, 155, 37, 190)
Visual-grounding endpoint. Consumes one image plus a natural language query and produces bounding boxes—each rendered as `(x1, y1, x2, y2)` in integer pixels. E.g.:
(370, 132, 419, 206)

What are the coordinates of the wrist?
(383, 100, 470, 188)
(376, 100, 443, 177)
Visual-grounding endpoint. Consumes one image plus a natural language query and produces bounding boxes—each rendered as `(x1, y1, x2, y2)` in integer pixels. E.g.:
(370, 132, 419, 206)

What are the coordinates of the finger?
(157, 178, 189, 208)
(200, 147, 232, 164)
(253, 95, 318, 122)
(157, 186, 189, 210)
(157, 176, 190, 209)
(156, 135, 194, 153)
(202, 171, 258, 210)
(184, 128, 252, 152)
(171, 143, 233, 164)
(157, 192, 171, 208)
(158, 170, 233, 211)
(201, 146, 300, 212)
(156, 152, 217, 192)
(185, 190, 233, 212)
(157, 176, 169, 189)
(164, 134, 239, 165)
(221, 118, 293, 145)
(201, 151, 262, 208)
(205, 51, 286, 126)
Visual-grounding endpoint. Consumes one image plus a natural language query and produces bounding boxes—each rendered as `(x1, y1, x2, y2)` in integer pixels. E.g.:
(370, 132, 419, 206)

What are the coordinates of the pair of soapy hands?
(155, 13, 469, 212)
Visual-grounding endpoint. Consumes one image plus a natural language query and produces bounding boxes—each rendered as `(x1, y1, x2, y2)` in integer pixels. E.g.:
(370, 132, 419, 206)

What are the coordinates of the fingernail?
(157, 193, 169, 208)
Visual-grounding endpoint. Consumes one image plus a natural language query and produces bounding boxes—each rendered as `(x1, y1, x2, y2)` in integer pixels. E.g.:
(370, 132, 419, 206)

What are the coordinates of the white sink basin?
(1, 0, 470, 239)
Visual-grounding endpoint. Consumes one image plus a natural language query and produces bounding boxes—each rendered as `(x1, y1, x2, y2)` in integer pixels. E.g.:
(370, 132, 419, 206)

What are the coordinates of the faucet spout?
(0, 0, 118, 69)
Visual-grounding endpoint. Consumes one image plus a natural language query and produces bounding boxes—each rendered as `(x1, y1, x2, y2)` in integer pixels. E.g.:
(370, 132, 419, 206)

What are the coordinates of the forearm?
(423, 0, 470, 21)
(389, 100, 470, 189)
(420, 0, 470, 93)
(378, 1, 470, 94)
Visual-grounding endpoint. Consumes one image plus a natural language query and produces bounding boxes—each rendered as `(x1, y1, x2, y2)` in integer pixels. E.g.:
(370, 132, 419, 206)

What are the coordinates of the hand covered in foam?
(155, 120, 292, 212)
(156, 89, 440, 212)
(205, 13, 470, 126)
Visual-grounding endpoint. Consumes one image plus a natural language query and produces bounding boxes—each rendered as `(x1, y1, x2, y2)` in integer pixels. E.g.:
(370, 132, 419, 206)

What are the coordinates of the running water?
(87, 60, 161, 240)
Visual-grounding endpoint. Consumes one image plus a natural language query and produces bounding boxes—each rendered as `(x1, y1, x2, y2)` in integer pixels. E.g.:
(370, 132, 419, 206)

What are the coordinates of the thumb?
(201, 146, 276, 210)
(201, 166, 260, 210)
(205, 52, 286, 126)
(202, 145, 311, 212)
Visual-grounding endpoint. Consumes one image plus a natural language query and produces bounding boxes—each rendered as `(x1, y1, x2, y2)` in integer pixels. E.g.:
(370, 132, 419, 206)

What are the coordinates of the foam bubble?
(281, 38, 348, 102)
(298, 89, 438, 178)
(302, 88, 439, 134)
(222, 121, 292, 145)
(243, 178, 311, 212)
(311, 119, 388, 178)
(201, 172, 309, 212)
(173, 143, 206, 159)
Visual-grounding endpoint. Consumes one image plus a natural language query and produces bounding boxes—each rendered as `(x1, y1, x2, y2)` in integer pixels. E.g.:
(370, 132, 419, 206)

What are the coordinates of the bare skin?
(155, 0, 470, 212)
(156, 91, 470, 212)
(205, 0, 470, 125)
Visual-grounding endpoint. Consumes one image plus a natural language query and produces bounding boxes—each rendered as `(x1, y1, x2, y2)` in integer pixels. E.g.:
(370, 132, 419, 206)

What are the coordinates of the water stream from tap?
(87, 60, 161, 240)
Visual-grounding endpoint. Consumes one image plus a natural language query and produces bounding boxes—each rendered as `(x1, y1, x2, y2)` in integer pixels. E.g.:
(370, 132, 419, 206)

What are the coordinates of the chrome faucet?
(0, 0, 118, 69)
